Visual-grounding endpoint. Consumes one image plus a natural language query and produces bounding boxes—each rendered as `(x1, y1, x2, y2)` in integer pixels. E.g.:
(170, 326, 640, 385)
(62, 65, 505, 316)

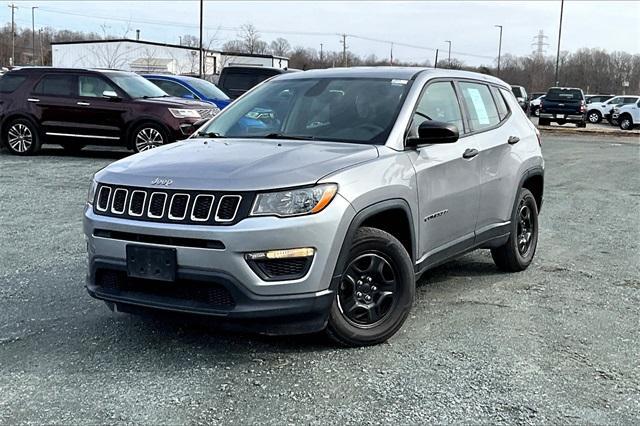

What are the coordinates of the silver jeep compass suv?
(84, 67, 544, 346)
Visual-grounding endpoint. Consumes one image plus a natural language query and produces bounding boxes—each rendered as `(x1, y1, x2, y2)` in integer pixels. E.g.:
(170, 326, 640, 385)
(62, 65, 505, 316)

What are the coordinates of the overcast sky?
(4, 1, 640, 66)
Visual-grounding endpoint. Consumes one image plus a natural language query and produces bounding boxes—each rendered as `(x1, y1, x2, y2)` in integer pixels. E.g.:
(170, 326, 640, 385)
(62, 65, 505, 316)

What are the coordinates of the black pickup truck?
(539, 87, 587, 127)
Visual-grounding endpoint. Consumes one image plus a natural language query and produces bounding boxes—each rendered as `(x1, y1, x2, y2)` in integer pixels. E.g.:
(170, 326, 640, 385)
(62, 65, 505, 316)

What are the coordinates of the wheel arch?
(515, 167, 544, 216)
(0, 113, 42, 145)
(330, 199, 416, 291)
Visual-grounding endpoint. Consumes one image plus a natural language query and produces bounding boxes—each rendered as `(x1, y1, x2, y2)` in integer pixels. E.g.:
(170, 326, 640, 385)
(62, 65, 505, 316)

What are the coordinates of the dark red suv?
(0, 68, 215, 155)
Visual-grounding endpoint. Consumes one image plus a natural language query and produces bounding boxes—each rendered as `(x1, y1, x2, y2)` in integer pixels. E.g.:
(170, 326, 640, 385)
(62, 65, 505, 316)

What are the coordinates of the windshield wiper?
(260, 133, 316, 141)
(195, 131, 224, 138)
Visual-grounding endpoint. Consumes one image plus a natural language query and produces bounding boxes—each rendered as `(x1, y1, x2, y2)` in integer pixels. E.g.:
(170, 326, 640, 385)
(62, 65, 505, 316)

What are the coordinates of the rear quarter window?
(33, 74, 76, 97)
(0, 74, 27, 93)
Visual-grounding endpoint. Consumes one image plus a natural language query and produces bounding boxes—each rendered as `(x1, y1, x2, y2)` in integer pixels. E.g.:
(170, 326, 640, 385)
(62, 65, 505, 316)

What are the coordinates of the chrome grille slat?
(94, 185, 244, 225)
(148, 192, 167, 219)
(96, 186, 111, 212)
(111, 188, 128, 214)
(215, 195, 241, 222)
(128, 190, 147, 217)
(191, 194, 215, 222)
(168, 194, 190, 221)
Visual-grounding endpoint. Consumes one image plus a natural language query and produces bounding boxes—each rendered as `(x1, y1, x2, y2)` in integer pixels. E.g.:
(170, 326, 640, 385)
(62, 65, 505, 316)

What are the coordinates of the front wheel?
(326, 227, 415, 347)
(532, 106, 540, 117)
(619, 115, 633, 130)
(4, 118, 41, 155)
(491, 188, 539, 272)
(131, 123, 168, 153)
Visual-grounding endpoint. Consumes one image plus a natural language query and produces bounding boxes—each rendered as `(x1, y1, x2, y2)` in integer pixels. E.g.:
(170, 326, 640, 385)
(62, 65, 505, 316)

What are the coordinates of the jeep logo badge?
(151, 177, 174, 186)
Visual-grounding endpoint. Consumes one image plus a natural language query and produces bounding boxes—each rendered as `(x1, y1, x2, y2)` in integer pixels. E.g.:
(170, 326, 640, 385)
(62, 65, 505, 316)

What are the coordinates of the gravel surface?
(1, 136, 639, 425)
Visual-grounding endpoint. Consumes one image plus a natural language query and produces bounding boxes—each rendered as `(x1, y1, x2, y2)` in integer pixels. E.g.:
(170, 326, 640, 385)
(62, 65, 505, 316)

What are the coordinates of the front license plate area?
(126, 245, 176, 282)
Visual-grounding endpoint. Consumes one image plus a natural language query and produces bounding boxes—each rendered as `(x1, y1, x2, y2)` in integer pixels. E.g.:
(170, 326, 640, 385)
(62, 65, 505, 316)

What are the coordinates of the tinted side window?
(152, 79, 192, 97)
(491, 86, 510, 120)
(412, 81, 464, 132)
(459, 82, 500, 131)
(34, 74, 76, 96)
(79, 75, 117, 98)
(223, 73, 261, 91)
(0, 74, 27, 93)
(622, 97, 637, 104)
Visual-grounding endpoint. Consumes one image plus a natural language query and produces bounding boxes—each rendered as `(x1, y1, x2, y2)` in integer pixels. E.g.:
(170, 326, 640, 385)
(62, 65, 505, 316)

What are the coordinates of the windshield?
(546, 88, 583, 101)
(183, 77, 229, 100)
(199, 77, 411, 144)
(106, 72, 168, 99)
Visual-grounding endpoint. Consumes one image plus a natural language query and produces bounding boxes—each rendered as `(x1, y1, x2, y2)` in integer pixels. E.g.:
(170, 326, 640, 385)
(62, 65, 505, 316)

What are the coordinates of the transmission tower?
(531, 30, 549, 57)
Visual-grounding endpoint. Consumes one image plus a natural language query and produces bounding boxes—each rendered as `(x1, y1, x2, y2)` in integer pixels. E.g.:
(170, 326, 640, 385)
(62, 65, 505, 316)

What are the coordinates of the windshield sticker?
(391, 79, 408, 85)
(467, 88, 490, 125)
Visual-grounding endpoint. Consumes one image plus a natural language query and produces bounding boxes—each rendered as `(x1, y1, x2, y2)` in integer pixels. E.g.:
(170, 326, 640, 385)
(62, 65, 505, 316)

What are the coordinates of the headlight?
(168, 108, 201, 118)
(87, 178, 98, 205)
(250, 184, 338, 217)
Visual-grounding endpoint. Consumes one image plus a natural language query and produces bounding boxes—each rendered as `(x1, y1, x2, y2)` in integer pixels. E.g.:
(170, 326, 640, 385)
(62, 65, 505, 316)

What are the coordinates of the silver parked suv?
(84, 67, 544, 346)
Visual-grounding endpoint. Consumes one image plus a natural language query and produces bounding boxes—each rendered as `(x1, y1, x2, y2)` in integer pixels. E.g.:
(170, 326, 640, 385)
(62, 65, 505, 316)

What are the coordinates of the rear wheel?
(577, 121, 587, 128)
(326, 227, 415, 347)
(131, 123, 168, 153)
(4, 118, 40, 155)
(532, 106, 540, 117)
(491, 188, 539, 272)
(619, 115, 633, 130)
(587, 110, 601, 123)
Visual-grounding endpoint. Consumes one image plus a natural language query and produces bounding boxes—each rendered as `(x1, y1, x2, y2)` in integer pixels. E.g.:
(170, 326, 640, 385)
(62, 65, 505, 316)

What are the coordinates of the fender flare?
(512, 166, 544, 217)
(329, 198, 416, 291)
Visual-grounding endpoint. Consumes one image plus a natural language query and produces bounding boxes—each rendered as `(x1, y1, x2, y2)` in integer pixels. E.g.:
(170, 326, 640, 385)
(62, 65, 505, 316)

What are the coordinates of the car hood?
(136, 96, 213, 109)
(96, 138, 379, 191)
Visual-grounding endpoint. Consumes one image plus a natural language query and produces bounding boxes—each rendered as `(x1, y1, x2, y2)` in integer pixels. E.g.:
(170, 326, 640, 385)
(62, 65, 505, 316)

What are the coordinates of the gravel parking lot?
(0, 135, 639, 424)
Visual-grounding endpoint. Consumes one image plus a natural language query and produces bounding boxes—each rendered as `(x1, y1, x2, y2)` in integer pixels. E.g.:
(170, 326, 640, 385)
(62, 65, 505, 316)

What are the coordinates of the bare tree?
(238, 23, 262, 54)
(270, 38, 291, 57)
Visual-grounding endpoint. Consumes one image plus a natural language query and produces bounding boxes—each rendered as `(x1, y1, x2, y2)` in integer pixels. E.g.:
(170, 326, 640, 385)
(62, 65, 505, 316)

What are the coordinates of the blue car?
(144, 74, 268, 133)
(143, 74, 231, 110)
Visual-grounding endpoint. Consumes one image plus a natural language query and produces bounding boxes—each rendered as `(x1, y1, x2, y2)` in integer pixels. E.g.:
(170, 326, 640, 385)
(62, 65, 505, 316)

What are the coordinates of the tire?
(532, 106, 540, 117)
(491, 188, 539, 272)
(577, 121, 587, 128)
(619, 115, 633, 131)
(60, 142, 86, 153)
(538, 118, 550, 126)
(587, 110, 601, 123)
(326, 227, 415, 347)
(131, 122, 169, 153)
(3, 118, 41, 156)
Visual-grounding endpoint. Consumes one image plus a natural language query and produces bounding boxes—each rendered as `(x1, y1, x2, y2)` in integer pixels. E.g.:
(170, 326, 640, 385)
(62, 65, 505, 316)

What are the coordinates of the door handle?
(508, 136, 520, 144)
(462, 148, 479, 159)
(27, 98, 40, 103)
(77, 101, 91, 106)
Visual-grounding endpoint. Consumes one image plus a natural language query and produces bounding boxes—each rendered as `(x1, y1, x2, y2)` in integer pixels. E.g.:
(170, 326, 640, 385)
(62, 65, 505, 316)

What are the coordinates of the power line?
(31, 6, 496, 62)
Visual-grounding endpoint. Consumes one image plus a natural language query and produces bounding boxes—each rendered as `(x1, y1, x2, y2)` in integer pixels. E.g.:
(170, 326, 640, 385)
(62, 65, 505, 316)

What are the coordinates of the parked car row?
(0, 65, 291, 155)
(585, 94, 640, 126)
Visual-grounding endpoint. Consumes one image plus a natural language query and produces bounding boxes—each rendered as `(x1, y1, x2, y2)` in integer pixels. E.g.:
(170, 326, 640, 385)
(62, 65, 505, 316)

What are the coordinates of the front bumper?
(84, 194, 355, 331)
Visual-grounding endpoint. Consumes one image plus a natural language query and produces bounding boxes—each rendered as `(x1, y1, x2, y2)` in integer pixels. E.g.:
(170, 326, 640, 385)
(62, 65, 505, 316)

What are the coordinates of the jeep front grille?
(93, 184, 252, 226)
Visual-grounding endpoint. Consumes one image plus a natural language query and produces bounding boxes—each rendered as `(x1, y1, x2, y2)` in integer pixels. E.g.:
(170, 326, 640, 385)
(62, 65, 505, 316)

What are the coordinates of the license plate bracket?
(126, 245, 177, 282)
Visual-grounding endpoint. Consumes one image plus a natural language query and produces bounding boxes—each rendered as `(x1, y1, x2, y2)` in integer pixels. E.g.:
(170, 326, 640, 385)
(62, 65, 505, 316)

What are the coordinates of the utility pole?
(32, 7, 38, 65)
(434, 49, 439, 69)
(199, 0, 204, 77)
(445, 40, 452, 68)
(38, 28, 43, 65)
(555, 0, 564, 85)
(320, 43, 323, 63)
(494, 25, 503, 77)
(390, 43, 394, 66)
(9, 3, 17, 66)
(340, 34, 347, 67)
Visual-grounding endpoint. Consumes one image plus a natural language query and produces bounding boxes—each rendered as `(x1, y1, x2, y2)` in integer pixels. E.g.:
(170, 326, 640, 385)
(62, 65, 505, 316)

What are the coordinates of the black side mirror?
(406, 120, 459, 148)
